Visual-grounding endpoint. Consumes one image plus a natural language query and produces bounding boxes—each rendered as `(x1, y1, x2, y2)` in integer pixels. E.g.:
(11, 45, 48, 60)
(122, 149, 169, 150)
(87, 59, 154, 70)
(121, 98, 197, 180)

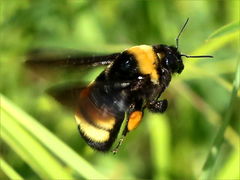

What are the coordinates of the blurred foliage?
(0, 0, 239, 179)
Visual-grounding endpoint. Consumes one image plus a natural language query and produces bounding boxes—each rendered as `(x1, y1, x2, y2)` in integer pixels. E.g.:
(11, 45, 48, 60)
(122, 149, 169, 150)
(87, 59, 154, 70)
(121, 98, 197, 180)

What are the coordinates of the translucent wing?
(26, 49, 120, 68)
(24, 49, 120, 82)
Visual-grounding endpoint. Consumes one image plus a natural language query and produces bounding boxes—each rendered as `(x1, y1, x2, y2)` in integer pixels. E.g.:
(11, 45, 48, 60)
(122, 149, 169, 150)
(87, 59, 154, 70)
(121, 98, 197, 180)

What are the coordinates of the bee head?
(154, 18, 213, 75)
(154, 45, 184, 74)
(162, 45, 184, 74)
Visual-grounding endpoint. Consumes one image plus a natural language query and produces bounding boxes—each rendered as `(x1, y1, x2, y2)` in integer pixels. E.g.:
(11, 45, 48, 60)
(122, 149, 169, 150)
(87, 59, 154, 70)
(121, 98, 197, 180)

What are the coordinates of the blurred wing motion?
(26, 49, 120, 68)
(46, 81, 87, 110)
(25, 49, 120, 80)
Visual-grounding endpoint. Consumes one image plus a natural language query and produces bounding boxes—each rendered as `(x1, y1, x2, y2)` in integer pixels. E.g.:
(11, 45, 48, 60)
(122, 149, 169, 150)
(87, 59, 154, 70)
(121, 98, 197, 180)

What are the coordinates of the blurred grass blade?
(1, 99, 74, 179)
(0, 158, 24, 180)
(208, 21, 240, 39)
(195, 58, 236, 75)
(0, 94, 106, 179)
(147, 113, 171, 180)
(199, 60, 240, 179)
(217, 149, 240, 179)
(172, 81, 221, 126)
(192, 31, 239, 55)
(172, 81, 239, 149)
(183, 63, 240, 96)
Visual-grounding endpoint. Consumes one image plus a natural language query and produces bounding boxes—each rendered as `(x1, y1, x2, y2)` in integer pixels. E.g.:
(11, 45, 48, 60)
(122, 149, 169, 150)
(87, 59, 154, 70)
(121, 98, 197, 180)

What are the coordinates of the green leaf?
(217, 149, 240, 179)
(199, 59, 240, 179)
(1, 94, 106, 179)
(171, 80, 239, 150)
(1, 98, 74, 179)
(147, 113, 171, 180)
(0, 158, 24, 180)
(208, 21, 240, 39)
(191, 31, 238, 56)
(182, 62, 240, 97)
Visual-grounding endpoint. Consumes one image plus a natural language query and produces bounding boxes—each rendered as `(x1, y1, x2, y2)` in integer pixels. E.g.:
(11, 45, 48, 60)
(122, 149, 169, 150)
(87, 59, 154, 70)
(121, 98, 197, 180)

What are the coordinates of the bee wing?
(26, 48, 120, 68)
(24, 49, 121, 83)
(46, 81, 87, 110)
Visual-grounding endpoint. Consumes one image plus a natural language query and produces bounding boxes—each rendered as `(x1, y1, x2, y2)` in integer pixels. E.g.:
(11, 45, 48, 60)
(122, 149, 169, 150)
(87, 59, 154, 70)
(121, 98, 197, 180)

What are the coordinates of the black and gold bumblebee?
(26, 18, 213, 153)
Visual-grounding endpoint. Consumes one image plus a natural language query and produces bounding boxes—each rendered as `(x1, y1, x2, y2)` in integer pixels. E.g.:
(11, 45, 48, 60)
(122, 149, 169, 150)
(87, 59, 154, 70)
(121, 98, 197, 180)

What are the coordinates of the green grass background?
(1, 0, 239, 179)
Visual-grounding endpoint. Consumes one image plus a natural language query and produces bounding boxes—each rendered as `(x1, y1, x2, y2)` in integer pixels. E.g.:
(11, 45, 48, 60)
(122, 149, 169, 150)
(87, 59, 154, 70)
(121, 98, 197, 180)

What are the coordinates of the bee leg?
(112, 136, 125, 155)
(147, 99, 168, 113)
(112, 101, 143, 154)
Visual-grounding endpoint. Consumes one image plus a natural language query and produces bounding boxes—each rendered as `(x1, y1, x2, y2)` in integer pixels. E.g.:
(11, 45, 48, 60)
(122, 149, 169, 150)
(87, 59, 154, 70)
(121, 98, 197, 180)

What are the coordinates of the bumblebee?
(26, 18, 213, 153)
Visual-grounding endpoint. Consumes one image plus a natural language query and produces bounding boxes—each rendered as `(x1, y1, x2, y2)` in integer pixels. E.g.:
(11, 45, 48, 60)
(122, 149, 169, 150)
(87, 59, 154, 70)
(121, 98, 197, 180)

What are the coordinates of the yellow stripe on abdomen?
(75, 114, 110, 143)
(127, 45, 159, 83)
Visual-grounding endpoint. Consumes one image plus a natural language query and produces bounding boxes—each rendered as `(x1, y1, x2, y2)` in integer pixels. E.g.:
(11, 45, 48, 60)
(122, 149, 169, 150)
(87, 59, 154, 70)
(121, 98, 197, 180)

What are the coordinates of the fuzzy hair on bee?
(26, 18, 213, 154)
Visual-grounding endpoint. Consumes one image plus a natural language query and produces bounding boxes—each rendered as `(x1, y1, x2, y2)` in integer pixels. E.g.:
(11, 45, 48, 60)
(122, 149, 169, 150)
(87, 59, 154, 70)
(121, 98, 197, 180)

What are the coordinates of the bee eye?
(166, 55, 175, 66)
(164, 55, 181, 73)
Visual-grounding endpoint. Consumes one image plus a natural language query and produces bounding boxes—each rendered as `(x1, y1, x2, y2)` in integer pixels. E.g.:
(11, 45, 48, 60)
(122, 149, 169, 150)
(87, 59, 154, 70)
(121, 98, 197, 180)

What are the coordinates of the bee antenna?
(176, 18, 190, 50)
(181, 54, 213, 58)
